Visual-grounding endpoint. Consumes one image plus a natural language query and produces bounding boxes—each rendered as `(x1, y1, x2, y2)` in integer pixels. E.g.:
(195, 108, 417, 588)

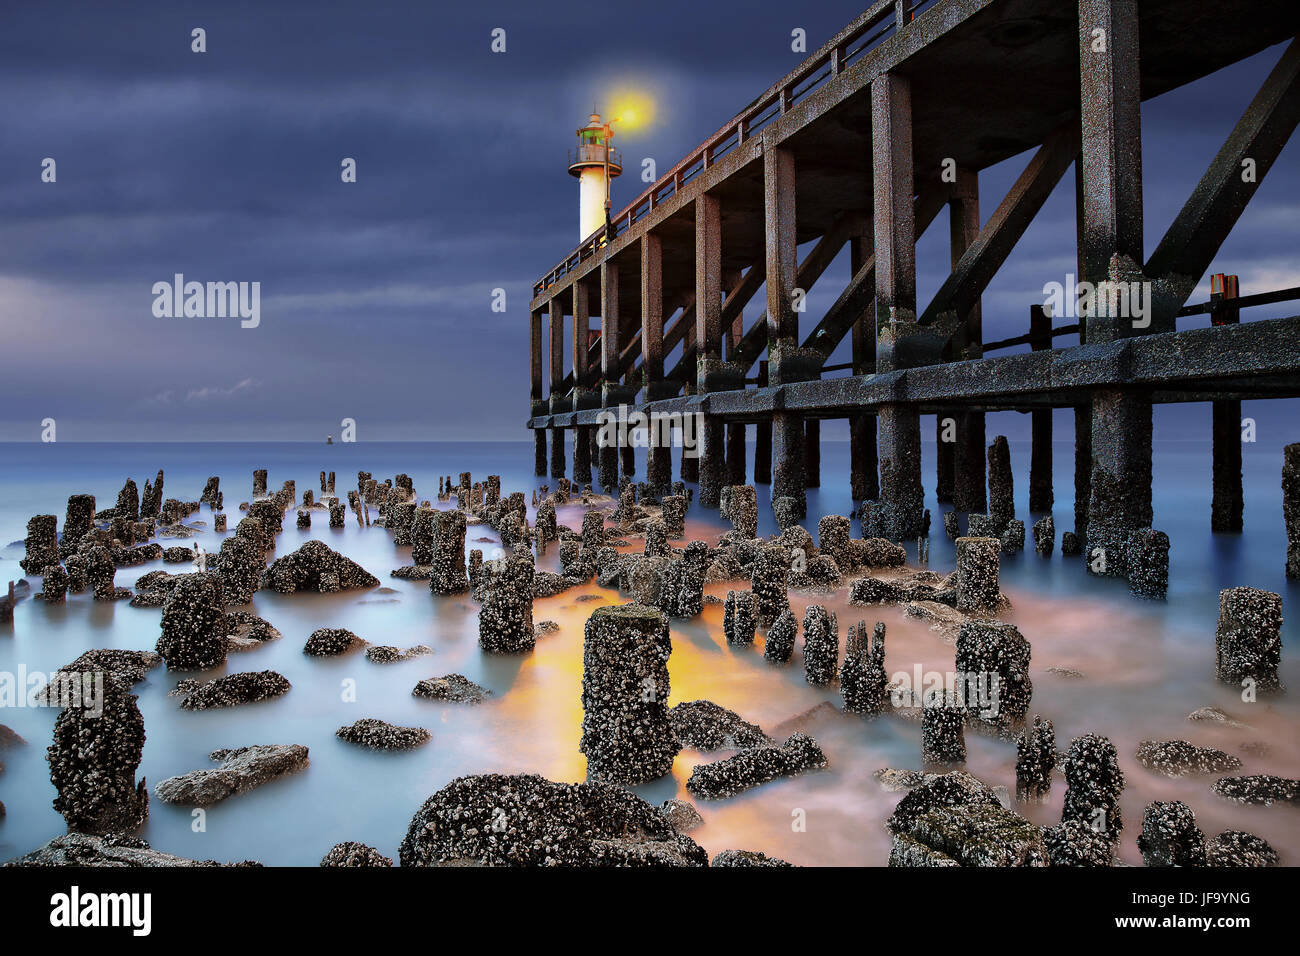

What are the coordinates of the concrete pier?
(522, 0, 1300, 578)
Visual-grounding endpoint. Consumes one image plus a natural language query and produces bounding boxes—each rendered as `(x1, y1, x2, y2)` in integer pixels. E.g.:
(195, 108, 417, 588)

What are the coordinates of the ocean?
(0, 436, 1297, 865)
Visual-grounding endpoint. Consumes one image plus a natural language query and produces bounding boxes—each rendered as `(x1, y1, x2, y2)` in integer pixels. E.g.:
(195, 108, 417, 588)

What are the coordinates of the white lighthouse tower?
(568, 112, 622, 242)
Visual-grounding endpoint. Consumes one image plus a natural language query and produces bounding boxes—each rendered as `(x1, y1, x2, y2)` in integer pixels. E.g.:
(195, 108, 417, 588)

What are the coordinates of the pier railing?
(974, 283, 1300, 355)
(532, 0, 942, 296)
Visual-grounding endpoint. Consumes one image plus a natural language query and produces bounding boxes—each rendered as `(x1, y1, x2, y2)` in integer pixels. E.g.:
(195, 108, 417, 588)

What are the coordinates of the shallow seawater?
(0, 439, 1297, 866)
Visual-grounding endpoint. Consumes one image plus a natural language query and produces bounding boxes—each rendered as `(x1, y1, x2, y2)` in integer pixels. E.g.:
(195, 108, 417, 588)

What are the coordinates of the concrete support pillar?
(953, 409, 987, 514)
(727, 423, 747, 486)
(641, 232, 665, 400)
(695, 193, 723, 371)
(598, 439, 619, 493)
(573, 281, 590, 394)
(1078, 0, 1150, 574)
(530, 308, 546, 476)
(763, 136, 802, 516)
(849, 235, 878, 502)
(574, 425, 592, 486)
(689, 193, 723, 493)
(648, 440, 671, 498)
(755, 423, 773, 484)
(764, 139, 799, 352)
(1212, 401, 1244, 533)
(873, 74, 916, 331)
(549, 296, 564, 402)
(680, 442, 699, 484)
(549, 296, 566, 480)
(572, 281, 594, 488)
(1029, 306, 1054, 512)
(935, 415, 955, 503)
(550, 428, 566, 481)
(872, 72, 924, 539)
(1029, 408, 1054, 513)
(717, 303, 746, 492)
(948, 167, 984, 512)
(641, 231, 667, 493)
(755, 362, 772, 485)
(1073, 404, 1092, 537)
(877, 409, 922, 537)
(772, 412, 806, 517)
(534, 430, 547, 478)
(600, 261, 620, 393)
(949, 167, 983, 356)
(1071, 163, 1091, 541)
(1078, 0, 1144, 345)
(1087, 388, 1152, 577)
(851, 414, 878, 502)
(700, 418, 725, 507)
(804, 419, 821, 488)
(1212, 277, 1243, 532)
(599, 261, 621, 491)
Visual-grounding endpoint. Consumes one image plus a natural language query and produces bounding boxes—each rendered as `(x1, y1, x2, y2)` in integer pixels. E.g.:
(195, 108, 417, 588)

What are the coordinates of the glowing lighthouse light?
(568, 112, 622, 242)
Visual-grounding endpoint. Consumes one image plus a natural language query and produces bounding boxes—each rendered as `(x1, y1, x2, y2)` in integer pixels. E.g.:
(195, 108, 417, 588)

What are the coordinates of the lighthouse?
(568, 112, 622, 242)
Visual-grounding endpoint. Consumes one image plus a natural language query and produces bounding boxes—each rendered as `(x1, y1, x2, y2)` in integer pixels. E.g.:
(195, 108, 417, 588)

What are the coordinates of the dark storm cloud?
(0, 0, 1295, 440)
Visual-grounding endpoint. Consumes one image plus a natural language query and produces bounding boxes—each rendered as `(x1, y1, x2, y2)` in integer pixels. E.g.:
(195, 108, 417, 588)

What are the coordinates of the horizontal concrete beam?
(528, 314, 1300, 426)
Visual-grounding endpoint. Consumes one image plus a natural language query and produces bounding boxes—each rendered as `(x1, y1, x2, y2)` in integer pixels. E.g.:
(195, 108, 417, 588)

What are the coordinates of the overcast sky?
(1, 0, 1296, 441)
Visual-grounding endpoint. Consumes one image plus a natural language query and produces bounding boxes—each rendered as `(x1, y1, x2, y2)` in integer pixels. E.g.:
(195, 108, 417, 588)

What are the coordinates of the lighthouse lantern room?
(568, 112, 622, 242)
